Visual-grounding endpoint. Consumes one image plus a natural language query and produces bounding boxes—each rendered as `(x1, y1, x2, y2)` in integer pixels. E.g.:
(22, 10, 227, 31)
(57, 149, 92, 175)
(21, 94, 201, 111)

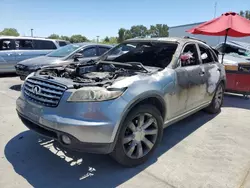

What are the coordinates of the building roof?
(169, 22, 205, 29)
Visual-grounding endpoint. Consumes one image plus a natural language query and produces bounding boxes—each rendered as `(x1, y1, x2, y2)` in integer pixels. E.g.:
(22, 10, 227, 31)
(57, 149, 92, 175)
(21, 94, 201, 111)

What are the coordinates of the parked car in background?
(15, 43, 112, 80)
(215, 41, 250, 98)
(0, 36, 70, 73)
(16, 37, 226, 167)
(215, 41, 250, 63)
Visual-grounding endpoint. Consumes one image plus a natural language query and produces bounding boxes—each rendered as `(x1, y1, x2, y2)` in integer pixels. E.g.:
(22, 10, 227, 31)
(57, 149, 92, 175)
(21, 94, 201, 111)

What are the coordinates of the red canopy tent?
(187, 12, 250, 37)
(187, 12, 250, 98)
(187, 12, 250, 62)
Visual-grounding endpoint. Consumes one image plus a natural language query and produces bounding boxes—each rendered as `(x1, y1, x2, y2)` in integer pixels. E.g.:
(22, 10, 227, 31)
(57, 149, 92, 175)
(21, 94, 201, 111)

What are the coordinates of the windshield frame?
(46, 44, 82, 59)
(98, 40, 179, 69)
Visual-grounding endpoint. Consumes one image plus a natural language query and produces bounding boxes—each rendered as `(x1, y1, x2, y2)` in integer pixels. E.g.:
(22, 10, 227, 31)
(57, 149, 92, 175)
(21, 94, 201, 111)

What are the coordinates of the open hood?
(17, 56, 63, 67)
(34, 61, 159, 89)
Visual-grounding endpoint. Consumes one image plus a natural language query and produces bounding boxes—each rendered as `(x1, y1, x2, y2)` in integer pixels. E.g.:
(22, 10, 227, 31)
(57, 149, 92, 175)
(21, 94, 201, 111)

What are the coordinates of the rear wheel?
(111, 104, 163, 167)
(205, 83, 224, 114)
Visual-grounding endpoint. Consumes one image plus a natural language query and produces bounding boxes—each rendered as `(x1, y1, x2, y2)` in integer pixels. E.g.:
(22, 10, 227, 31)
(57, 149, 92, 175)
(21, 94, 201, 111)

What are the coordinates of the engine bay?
(36, 61, 145, 87)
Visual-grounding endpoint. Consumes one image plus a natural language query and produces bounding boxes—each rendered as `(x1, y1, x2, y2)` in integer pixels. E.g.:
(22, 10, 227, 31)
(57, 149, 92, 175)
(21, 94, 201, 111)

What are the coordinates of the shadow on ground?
(0, 73, 17, 78)
(5, 110, 217, 188)
(223, 94, 250, 110)
(9, 84, 22, 91)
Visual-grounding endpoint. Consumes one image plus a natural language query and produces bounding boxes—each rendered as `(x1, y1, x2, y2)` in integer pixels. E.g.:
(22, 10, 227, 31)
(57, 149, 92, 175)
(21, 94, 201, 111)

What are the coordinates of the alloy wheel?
(122, 113, 158, 159)
(215, 84, 223, 109)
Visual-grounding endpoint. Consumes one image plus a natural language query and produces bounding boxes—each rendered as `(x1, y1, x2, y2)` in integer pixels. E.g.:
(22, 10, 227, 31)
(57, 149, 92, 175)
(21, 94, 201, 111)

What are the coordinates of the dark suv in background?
(15, 43, 112, 80)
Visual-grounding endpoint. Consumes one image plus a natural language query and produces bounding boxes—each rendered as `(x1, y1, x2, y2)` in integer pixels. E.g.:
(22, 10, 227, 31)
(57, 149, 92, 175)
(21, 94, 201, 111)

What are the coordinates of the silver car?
(15, 43, 112, 80)
(0, 36, 69, 73)
(16, 37, 226, 167)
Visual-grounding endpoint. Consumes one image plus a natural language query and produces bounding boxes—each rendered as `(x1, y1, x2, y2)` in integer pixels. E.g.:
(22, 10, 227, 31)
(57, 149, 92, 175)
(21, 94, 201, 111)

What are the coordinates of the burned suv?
(16, 37, 226, 167)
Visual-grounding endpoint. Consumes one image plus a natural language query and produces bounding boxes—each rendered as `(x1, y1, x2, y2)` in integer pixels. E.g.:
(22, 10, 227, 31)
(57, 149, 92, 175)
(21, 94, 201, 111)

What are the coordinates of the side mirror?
(73, 53, 84, 60)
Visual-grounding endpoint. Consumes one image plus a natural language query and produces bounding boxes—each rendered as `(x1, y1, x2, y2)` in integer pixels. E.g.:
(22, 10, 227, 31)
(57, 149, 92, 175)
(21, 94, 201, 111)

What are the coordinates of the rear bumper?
(17, 111, 113, 154)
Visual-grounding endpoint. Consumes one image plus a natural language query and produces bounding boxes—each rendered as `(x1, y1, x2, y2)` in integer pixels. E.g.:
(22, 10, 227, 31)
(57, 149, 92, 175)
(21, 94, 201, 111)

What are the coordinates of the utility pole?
(96, 36, 99, 43)
(31, 29, 34, 37)
(214, 2, 217, 18)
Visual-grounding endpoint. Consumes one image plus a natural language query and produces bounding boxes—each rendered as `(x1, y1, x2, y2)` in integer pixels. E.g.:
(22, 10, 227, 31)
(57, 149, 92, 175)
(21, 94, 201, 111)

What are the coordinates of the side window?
(82, 47, 97, 57)
(215, 44, 223, 53)
(58, 41, 68, 47)
(181, 44, 199, 67)
(99, 47, 110, 55)
(0, 39, 14, 50)
(33, 40, 57, 50)
(198, 44, 214, 64)
(15, 39, 33, 50)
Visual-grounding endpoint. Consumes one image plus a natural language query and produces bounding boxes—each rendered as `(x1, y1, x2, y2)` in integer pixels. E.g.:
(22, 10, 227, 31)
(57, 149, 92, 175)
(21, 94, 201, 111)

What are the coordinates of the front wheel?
(205, 83, 224, 114)
(111, 104, 163, 167)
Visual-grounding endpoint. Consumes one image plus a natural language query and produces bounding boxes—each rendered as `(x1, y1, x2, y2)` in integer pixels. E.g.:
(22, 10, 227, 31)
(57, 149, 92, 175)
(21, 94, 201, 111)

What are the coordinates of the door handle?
(7, 53, 12, 56)
(18, 53, 23, 55)
(199, 71, 205, 76)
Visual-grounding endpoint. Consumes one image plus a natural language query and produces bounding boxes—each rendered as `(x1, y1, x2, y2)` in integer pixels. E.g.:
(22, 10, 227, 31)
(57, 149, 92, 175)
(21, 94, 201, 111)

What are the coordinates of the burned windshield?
(102, 42, 178, 68)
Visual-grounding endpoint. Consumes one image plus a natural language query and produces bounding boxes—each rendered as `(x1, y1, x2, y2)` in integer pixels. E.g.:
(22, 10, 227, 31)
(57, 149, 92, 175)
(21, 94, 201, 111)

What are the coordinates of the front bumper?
(17, 111, 113, 154)
(15, 69, 32, 80)
(16, 90, 129, 153)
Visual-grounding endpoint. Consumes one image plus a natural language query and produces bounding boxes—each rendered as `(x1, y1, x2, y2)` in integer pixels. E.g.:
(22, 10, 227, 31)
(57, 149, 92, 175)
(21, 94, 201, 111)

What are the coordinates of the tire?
(111, 104, 163, 167)
(205, 82, 225, 114)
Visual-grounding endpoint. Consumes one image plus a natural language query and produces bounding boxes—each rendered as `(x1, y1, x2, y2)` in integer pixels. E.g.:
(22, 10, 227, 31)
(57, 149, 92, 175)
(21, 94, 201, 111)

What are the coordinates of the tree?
(0, 28, 19, 36)
(129, 25, 148, 38)
(48, 34, 60, 39)
(60, 35, 70, 41)
(104, 36, 110, 43)
(109, 37, 118, 44)
(70, 34, 88, 43)
(149, 24, 169, 37)
(124, 30, 132, 40)
(239, 10, 250, 19)
(118, 28, 126, 43)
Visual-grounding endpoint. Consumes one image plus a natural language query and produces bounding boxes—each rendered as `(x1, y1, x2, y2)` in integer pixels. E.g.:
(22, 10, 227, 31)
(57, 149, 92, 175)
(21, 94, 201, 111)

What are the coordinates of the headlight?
(67, 87, 126, 102)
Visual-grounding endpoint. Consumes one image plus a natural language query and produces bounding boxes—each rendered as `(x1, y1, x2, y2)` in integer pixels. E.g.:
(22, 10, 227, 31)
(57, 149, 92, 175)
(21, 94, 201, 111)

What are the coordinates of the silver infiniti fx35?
(16, 37, 226, 167)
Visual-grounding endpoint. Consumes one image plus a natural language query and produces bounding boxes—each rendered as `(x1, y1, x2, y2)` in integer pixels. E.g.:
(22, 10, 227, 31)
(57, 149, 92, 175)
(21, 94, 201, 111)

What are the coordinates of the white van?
(0, 36, 70, 73)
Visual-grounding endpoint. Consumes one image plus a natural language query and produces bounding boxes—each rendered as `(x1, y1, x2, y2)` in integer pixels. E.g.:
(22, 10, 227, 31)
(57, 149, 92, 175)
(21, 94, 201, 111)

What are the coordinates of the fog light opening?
(61, 135, 71, 145)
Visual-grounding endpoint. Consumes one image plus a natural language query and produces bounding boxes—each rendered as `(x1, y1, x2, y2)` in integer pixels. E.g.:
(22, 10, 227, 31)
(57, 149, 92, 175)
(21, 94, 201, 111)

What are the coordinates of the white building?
(169, 22, 250, 47)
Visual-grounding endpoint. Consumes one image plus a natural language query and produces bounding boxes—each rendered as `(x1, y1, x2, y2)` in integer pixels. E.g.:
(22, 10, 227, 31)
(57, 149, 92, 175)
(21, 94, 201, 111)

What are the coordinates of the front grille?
(23, 77, 67, 107)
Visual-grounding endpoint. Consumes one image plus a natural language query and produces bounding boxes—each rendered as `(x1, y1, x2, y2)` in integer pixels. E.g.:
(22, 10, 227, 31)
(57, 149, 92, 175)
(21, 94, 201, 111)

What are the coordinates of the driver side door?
(169, 43, 207, 118)
(76, 46, 99, 63)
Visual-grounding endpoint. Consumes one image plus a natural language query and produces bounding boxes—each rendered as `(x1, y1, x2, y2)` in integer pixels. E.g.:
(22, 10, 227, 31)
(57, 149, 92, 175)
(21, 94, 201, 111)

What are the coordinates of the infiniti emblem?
(32, 85, 41, 94)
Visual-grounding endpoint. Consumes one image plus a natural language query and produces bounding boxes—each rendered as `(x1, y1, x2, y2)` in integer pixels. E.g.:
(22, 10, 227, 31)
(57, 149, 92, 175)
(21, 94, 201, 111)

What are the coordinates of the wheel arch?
(109, 93, 166, 152)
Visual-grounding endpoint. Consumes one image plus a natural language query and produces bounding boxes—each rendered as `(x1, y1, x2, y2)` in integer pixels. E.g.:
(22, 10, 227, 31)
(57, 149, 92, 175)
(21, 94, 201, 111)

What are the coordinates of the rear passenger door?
(0, 39, 16, 72)
(198, 44, 221, 102)
(15, 39, 35, 63)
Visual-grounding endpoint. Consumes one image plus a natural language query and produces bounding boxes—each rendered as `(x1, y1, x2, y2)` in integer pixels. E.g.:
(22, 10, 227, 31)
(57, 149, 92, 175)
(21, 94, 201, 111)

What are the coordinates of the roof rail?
(183, 36, 207, 44)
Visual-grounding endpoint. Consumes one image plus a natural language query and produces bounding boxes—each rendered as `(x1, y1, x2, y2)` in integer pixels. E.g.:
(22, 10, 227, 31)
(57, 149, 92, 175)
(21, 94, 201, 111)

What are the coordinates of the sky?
(0, 0, 250, 40)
